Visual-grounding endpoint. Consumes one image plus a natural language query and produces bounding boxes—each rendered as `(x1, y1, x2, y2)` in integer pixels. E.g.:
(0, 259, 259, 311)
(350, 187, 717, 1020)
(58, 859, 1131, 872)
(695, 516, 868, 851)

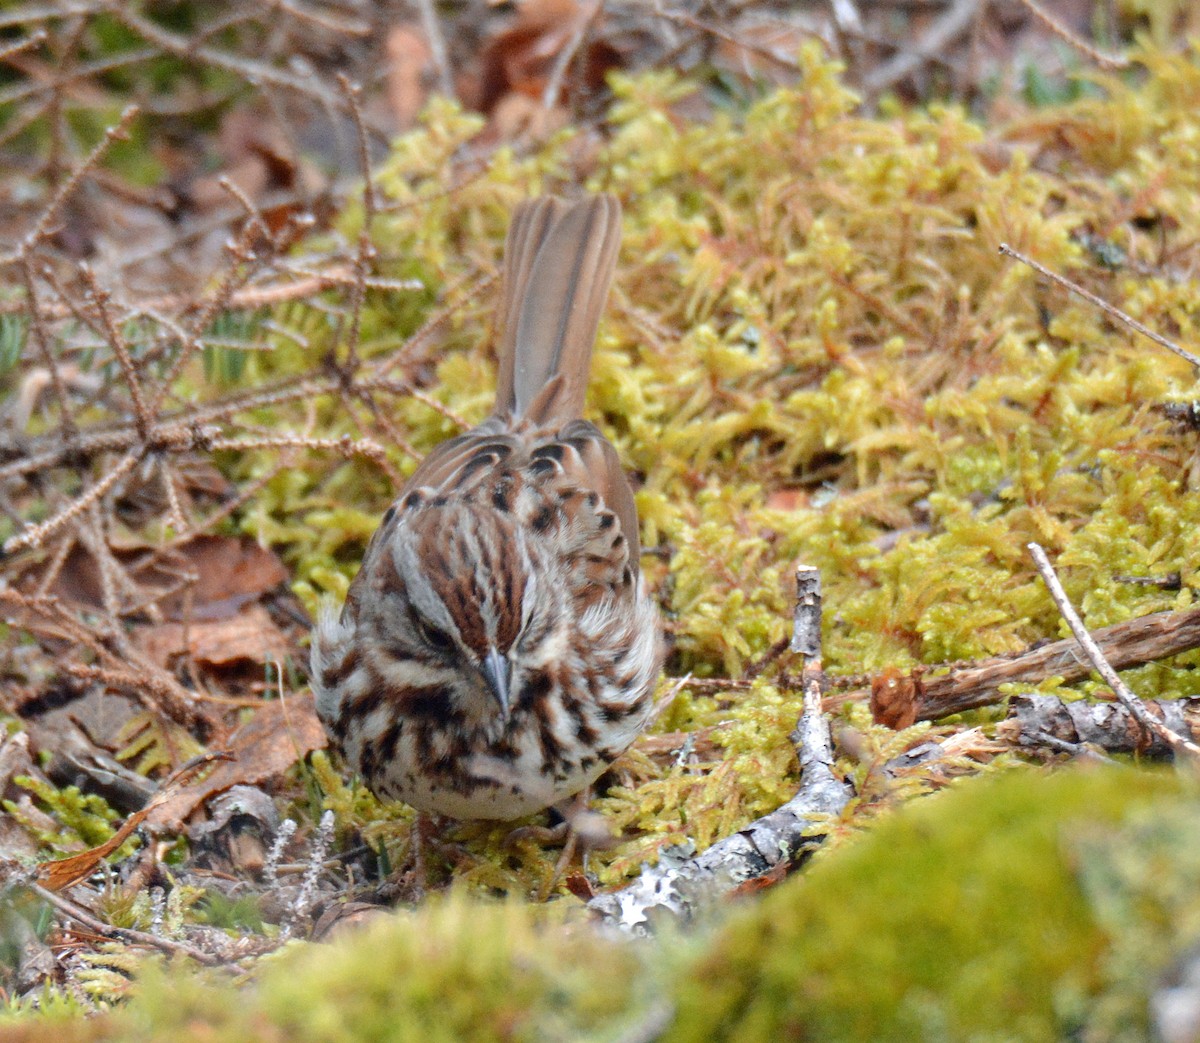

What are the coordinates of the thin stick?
(0, 28, 46, 64)
(1027, 541, 1200, 763)
(79, 265, 153, 441)
(863, 0, 978, 93)
(1012, 0, 1128, 71)
(338, 73, 375, 226)
(26, 881, 221, 966)
(20, 105, 138, 251)
(334, 73, 377, 375)
(861, 602, 1200, 723)
(112, 8, 340, 108)
(542, 0, 604, 109)
(206, 433, 391, 466)
(654, 8, 805, 74)
(0, 266, 403, 318)
(999, 242, 1200, 369)
(4, 449, 139, 553)
(17, 253, 77, 443)
(414, 0, 455, 99)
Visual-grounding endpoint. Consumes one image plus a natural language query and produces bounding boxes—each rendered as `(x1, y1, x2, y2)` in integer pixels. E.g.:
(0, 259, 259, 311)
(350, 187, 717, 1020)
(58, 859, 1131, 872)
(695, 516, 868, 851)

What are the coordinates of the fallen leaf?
(28, 534, 289, 622)
(870, 666, 922, 729)
(37, 751, 230, 892)
(563, 872, 595, 901)
(186, 108, 329, 244)
(136, 603, 291, 671)
(143, 692, 326, 834)
(474, 0, 619, 114)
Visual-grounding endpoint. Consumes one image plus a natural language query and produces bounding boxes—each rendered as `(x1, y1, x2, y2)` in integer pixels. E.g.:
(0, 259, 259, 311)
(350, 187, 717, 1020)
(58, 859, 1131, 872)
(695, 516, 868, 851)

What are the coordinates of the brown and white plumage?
(311, 195, 662, 819)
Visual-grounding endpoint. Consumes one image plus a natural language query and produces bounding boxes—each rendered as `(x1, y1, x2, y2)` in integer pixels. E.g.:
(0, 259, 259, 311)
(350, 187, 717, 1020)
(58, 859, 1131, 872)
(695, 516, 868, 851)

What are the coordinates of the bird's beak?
(481, 646, 512, 718)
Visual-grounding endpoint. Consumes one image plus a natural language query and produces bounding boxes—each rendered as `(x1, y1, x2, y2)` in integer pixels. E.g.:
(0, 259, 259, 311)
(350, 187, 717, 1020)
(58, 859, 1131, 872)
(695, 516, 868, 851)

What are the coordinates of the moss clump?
(112, 899, 666, 1043)
(671, 766, 1197, 1042)
(10, 767, 1197, 1040)
(268, 41, 1200, 892)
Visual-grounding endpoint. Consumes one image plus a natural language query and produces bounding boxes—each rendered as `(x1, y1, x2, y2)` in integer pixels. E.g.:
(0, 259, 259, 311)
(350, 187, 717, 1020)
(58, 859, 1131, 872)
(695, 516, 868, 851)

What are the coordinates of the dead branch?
(864, 602, 1200, 725)
(414, 0, 455, 100)
(1027, 542, 1200, 763)
(23, 881, 222, 967)
(1012, 0, 1129, 71)
(542, 0, 605, 110)
(590, 565, 852, 931)
(863, 0, 978, 94)
(1001, 693, 1200, 758)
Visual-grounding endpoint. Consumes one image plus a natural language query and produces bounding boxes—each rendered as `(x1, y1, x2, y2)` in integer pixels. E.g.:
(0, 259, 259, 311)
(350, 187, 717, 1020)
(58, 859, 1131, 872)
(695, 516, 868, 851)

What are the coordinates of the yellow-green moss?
(670, 766, 1199, 1042)
(10, 767, 1198, 1040)
(221, 41, 1200, 893)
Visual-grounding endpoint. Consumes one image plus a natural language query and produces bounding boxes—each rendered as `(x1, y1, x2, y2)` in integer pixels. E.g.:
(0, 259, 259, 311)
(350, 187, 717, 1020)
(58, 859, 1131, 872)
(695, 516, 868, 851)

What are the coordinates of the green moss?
(4, 777, 130, 858)
(113, 899, 669, 1043)
(670, 766, 1195, 1042)
(263, 39, 1200, 886)
(11, 768, 1198, 1040)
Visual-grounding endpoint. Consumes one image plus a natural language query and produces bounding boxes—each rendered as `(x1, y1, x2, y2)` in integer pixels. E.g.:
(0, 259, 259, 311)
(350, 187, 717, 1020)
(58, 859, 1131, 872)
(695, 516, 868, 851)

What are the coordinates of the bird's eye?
(415, 617, 453, 652)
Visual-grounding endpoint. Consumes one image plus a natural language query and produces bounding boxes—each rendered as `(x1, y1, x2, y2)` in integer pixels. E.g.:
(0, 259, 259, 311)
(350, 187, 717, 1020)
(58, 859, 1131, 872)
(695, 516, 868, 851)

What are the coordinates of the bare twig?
(655, 8, 805, 74)
(414, 0, 455, 100)
(1002, 693, 1199, 758)
(1012, 0, 1129, 71)
(0, 267, 420, 319)
(207, 433, 389, 463)
(542, 0, 605, 110)
(4, 450, 139, 553)
(590, 565, 851, 930)
(865, 602, 1200, 724)
(17, 105, 138, 253)
(78, 265, 153, 441)
(25, 881, 221, 966)
(16, 253, 77, 443)
(863, 0, 978, 94)
(1027, 541, 1200, 764)
(111, 7, 342, 108)
(0, 28, 47, 75)
(999, 242, 1200, 369)
(334, 74, 377, 375)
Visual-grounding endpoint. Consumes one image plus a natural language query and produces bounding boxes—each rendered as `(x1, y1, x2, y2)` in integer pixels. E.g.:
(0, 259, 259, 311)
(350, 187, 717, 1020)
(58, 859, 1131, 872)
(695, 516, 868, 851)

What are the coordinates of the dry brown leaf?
(36, 751, 230, 892)
(136, 603, 291, 671)
(185, 107, 330, 243)
(143, 692, 326, 833)
(870, 666, 922, 730)
(475, 0, 619, 114)
(30, 534, 288, 622)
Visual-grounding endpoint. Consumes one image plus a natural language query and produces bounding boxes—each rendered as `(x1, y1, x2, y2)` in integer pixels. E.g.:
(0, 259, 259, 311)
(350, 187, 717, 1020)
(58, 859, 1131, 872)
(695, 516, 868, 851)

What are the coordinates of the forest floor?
(1, 2, 1199, 1037)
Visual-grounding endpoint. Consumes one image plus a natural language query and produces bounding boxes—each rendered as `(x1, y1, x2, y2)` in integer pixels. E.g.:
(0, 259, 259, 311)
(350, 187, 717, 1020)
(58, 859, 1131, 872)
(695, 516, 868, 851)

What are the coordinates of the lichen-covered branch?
(1001, 694, 1200, 758)
(589, 566, 852, 930)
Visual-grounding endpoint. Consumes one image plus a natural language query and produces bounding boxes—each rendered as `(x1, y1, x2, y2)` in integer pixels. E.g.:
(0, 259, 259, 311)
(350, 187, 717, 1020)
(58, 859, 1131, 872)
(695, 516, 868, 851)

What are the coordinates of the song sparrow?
(311, 194, 663, 820)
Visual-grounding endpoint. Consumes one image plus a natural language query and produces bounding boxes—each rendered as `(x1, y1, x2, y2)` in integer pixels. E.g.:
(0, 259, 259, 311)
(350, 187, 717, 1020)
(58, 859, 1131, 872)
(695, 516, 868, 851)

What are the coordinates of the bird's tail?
(492, 194, 622, 425)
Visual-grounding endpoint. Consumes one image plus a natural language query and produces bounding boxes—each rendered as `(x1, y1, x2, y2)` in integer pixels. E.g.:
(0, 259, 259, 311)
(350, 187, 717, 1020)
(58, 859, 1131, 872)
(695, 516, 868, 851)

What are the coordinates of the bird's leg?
(408, 812, 432, 895)
(499, 789, 618, 899)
